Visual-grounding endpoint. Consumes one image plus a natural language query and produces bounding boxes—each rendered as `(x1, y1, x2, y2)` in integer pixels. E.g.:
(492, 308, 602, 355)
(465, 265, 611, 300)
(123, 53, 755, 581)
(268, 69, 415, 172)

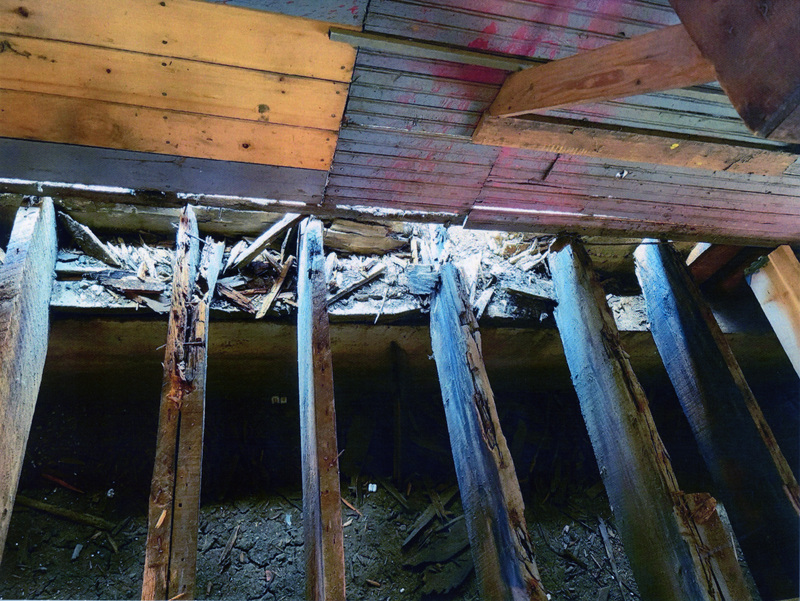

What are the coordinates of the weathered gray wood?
(0, 197, 56, 563)
(58, 212, 121, 268)
(634, 240, 800, 600)
(297, 217, 346, 601)
(142, 206, 203, 600)
(168, 239, 224, 600)
(428, 235, 548, 601)
(549, 237, 751, 601)
(233, 213, 302, 271)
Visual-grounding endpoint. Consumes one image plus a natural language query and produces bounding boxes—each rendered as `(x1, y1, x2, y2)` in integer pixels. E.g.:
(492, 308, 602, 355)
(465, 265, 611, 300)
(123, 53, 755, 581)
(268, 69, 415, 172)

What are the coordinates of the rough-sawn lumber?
(0, 197, 57, 563)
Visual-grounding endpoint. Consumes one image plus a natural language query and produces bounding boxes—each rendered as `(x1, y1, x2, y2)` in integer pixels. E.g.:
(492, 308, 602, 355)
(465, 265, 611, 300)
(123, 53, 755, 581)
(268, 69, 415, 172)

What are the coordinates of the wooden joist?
(0, 197, 57, 563)
(548, 237, 750, 601)
(489, 24, 716, 118)
(427, 228, 549, 601)
(142, 206, 224, 600)
(634, 240, 800, 601)
(472, 114, 799, 176)
(670, 0, 800, 142)
(747, 245, 800, 378)
(297, 217, 346, 601)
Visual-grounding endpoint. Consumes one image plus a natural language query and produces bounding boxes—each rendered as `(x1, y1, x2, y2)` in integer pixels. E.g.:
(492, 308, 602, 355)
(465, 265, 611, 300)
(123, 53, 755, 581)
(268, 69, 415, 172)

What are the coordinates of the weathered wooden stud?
(426, 227, 548, 601)
(549, 237, 751, 601)
(634, 240, 800, 601)
(142, 206, 224, 600)
(0, 197, 57, 563)
(747, 245, 800, 379)
(297, 217, 346, 601)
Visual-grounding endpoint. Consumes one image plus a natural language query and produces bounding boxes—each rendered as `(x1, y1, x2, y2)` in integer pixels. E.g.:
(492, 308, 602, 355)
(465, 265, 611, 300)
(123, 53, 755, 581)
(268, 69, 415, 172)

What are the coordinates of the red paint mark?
(468, 37, 489, 50)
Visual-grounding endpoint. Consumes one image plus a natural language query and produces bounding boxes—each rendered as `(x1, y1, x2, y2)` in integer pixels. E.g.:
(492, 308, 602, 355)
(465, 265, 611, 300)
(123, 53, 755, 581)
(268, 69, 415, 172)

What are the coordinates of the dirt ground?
(1, 477, 651, 601)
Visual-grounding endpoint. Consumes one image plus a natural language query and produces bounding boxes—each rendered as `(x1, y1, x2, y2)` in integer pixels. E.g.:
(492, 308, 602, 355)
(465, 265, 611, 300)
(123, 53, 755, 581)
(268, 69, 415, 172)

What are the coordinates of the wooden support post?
(297, 217, 346, 601)
(747, 245, 800, 379)
(549, 237, 751, 601)
(427, 228, 548, 601)
(634, 240, 800, 601)
(0, 197, 56, 563)
(142, 206, 224, 600)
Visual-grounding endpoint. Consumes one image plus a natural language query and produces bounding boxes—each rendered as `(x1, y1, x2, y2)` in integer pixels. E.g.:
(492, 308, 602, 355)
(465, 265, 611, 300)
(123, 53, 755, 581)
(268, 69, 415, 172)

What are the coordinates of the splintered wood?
(549, 237, 750, 601)
(426, 226, 549, 601)
(296, 217, 346, 601)
(0, 198, 57, 563)
(634, 240, 800, 600)
(142, 205, 224, 600)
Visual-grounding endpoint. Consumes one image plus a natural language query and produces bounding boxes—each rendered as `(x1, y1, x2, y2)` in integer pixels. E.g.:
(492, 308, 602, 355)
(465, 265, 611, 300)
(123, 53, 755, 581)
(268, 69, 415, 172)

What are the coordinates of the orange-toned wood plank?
(472, 114, 798, 176)
(490, 24, 716, 117)
(0, 35, 348, 131)
(670, 0, 800, 142)
(0, 0, 356, 83)
(0, 89, 336, 169)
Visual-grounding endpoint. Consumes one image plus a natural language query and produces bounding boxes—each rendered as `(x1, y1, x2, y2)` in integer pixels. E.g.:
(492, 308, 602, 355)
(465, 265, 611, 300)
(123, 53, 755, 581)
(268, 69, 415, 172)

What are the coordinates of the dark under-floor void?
(0, 313, 796, 600)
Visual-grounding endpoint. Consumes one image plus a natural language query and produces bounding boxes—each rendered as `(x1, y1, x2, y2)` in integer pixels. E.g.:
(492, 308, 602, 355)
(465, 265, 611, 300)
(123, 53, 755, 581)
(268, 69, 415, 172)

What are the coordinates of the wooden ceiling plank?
(0, 0, 356, 83)
(0, 35, 348, 131)
(489, 24, 716, 118)
(473, 114, 798, 176)
(670, 0, 800, 142)
(0, 89, 336, 169)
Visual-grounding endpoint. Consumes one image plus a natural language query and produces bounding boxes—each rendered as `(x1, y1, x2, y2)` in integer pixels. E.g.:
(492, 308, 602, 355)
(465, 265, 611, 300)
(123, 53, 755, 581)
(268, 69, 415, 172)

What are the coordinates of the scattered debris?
(232, 213, 302, 271)
(58, 213, 122, 268)
(71, 543, 83, 562)
(14, 495, 115, 531)
(219, 523, 240, 566)
(256, 255, 294, 319)
(217, 284, 256, 314)
(402, 486, 458, 548)
(326, 263, 386, 307)
(406, 264, 439, 295)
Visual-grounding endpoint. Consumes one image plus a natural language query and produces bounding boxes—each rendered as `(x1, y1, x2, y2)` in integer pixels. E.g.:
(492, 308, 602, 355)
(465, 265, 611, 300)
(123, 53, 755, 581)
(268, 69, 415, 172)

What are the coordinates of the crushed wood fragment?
(15, 495, 115, 531)
(324, 219, 407, 255)
(365, 579, 382, 587)
(58, 212, 122, 268)
(219, 524, 240, 566)
(224, 240, 248, 273)
(256, 255, 294, 319)
(326, 263, 386, 307)
(217, 284, 256, 314)
(233, 213, 302, 270)
(473, 287, 494, 320)
(406, 264, 439, 295)
(341, 497, 362, 517)
(402, 486, 458, 548)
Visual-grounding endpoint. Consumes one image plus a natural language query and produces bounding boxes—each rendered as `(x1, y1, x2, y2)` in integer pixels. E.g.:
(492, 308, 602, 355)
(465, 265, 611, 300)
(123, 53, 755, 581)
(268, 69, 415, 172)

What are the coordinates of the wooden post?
(142, 206, 224, 600)
(747, 245, 800, 379)
(634, 240, 800, 601)
(297, 217, 346, 601)
(0, 197, 56, 563)
(549, 237, 751, 601)
(427, 228, 548, 601)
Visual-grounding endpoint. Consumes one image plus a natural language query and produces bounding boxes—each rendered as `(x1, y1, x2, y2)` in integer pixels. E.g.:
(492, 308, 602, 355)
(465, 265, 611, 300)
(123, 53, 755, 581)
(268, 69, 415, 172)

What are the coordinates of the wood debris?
(326, 263, 386, 307)
(217, 284, 256, 314)
(256, 255, 294, 319)
(15, 495, 115, 531)
(232, 213, 302, 271)
(58, 212, 122, 268)
(324, 219, 407, 255)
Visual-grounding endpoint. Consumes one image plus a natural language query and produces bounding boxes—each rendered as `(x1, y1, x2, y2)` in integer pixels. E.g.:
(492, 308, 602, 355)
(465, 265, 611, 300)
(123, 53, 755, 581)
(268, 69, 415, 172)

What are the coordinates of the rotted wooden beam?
(549, 237, 751, 601)
(0, 197, 56, 563)
(634, 240, 800, 601)
(426, 226, 548, 601)
(297, 217, 346, 601)
(142, 206, 224, 600)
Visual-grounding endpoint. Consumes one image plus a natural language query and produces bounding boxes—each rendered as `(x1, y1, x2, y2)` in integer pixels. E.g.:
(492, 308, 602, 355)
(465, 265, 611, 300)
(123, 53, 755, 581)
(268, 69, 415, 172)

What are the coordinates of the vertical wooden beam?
(634, 240, 800, 601)
(427, 231, 548, 601)
(747, 245, 800, 379)
(168, 238, 224, 600)
(0, 197, 56, 563)
(549, 237, 751, 601)
(142, 206, 224, 600)
(297, 217, 346, 601)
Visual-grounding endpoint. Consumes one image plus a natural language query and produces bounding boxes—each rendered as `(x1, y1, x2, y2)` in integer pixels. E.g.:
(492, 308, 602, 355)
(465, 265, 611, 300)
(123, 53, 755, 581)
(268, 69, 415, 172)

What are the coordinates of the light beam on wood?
(297, 217, 346, 601)
(489, 24, 716, 118)
(426, 227, 549, 601)
(549, 237, 751, 601)
(0, 197, 56, 563)
(747, 245, 800, 379)
(142, 206, 224, 600)
(634, 240, 800, 601)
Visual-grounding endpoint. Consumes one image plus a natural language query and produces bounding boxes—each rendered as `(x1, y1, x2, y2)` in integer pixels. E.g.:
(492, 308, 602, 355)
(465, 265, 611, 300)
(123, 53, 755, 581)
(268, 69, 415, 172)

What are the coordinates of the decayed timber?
(748, 245, 800, 378)
(427, 230, 548, 601)
(297, 217, 346, 601)
(168, 239, 224, 600)
(634, 240, 800, 601)
(142, 206, 223, 600)
(472, 114, 799, 176)
(489, 24, 715, 118)
(58, 212, 121, 268)
(0, 197, 57, 563)
(233, 213, 303, 271)
(549, 237, 750, 601)
(670, 0, 800, 142)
